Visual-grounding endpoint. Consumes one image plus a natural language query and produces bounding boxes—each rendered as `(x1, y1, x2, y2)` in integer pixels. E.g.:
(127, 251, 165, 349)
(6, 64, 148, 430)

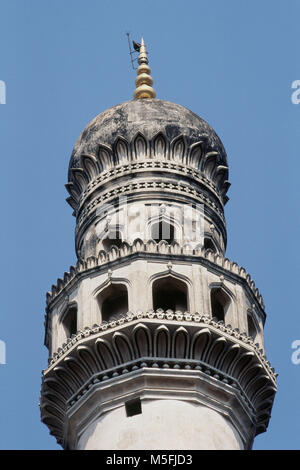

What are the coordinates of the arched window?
(204, 237, 217, 253)
(247, 314, 257, 340)
(151, 221, 175, 244)
(102, 230, 123, 251)
(97, 283, 128, 323)
(210, 288, 231, 322)
(153, 276, 188, 312)
(62, 305, 77, 339)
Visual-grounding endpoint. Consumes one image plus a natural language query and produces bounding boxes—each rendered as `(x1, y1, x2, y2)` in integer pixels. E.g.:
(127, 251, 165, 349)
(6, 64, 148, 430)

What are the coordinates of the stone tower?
(40, 39, 276, 450)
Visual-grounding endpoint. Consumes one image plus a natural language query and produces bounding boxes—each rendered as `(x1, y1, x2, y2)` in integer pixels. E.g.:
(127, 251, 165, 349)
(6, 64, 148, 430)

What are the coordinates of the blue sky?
(0, 0, 299, 449)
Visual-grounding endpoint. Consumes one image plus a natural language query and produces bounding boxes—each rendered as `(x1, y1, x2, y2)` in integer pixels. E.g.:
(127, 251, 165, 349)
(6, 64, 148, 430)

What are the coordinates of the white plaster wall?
(77, 400, 244, 450)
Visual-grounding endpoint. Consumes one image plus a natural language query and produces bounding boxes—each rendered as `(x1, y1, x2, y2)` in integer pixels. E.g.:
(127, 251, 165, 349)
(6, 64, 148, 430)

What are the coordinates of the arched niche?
(210, 287, 232, 323)
(151, 220, 175, 244)
(247, 312, 260, 342)
(152, 275, 189, 312)
(147, 209, 181, 245)
(97, 282, 129, 323)
(61, 303, 78, 340)
(204, 237, 218, 253)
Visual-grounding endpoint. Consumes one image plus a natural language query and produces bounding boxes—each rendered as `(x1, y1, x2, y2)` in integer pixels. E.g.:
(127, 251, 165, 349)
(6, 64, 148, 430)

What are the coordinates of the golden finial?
(134, 38, 156, 100)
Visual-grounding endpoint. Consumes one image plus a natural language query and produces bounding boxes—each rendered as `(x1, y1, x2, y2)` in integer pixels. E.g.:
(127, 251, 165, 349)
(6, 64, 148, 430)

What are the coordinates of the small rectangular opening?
(125, 398, 142, 417)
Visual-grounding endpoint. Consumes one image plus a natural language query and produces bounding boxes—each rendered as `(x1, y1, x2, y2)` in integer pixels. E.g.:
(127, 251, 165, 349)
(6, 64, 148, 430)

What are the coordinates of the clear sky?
(0, 0, 299, 450)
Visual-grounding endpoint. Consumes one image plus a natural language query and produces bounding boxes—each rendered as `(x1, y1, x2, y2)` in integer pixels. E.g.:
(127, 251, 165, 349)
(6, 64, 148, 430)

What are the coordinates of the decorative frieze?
(46, 238, 265, 310)
(40, 311, 276, 447)
(67, 132, 230, 215)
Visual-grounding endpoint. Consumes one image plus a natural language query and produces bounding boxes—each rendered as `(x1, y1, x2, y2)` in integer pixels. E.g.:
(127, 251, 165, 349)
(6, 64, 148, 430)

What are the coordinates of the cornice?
(76, 159, 225, 213)
(40, 312, 276, 447)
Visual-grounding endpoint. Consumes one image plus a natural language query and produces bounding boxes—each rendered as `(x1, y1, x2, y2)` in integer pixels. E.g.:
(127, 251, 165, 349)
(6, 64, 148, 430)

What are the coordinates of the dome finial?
(133, 37, 156, 100)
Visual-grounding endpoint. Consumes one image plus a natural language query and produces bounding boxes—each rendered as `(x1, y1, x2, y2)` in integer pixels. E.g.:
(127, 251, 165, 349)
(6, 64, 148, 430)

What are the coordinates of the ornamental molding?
(47, 310, 275, 376)
(75, 176, 225, 235)
(74, 159, 225, 214)
(46, 238, 265, 311)
(40, 312, 276, 447)
(66, 132, 230, 215)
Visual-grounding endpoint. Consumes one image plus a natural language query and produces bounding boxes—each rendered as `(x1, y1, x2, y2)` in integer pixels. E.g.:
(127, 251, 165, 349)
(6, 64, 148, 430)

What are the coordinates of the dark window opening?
(204, 238, 217, 253)
(247, 314, 257, 340)
(210, 288, 230, 322)
(153, 277, 188, 312)
(102, 230, 123, 251)
(125, 398, 142, 417)
(98, 284, 128, 323)
(151, 221, 175, 244)
(62, 306, 77, 339)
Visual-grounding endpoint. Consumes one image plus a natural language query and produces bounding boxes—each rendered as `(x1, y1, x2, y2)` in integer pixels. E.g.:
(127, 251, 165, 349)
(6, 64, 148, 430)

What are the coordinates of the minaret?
(40, 39, 276, 450)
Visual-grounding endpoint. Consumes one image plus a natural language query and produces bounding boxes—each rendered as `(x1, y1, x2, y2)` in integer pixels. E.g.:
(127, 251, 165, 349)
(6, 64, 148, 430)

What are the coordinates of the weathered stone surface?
(69, 99, 227, 178)
(78, 400, 243, 450)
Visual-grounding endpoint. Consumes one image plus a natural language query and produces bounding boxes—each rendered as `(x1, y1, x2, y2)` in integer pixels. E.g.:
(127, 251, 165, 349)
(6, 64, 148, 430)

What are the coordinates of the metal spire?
(133, 38, 156, 100)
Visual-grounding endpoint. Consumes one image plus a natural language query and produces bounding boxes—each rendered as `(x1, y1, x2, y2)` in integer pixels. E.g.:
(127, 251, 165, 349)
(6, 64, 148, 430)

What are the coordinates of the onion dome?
(65, 39, 230, 257)
(67, 99, 230, 211)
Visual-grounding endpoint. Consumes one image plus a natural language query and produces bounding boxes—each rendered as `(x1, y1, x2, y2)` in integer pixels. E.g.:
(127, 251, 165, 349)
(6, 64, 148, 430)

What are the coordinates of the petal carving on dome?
(80, 154, 99, 181)
(202, 151, 218, 178)
(213, 165, 229, 189)
(97, 144, 113, 172)
(153, 132, 168, 159)
(188, 142, 203, 169)
(66, 197, 77, 213)
(65, 182, 80, 201)
(133, 132, 148, 160)
(171, 135, 186, 162)
(70, 168, 89, 192)
(114, 137, 129, 165)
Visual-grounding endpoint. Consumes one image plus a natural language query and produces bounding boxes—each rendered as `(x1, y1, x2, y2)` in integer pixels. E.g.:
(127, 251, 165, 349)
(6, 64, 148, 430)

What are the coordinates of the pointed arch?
(209, 283, 235, 323)
(147, 211, 182, 244)
(150, 271, 190, 312)
(247, 310, 260, 341)
(60, 302, 78, 340)
(94, 278, 130, 323)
